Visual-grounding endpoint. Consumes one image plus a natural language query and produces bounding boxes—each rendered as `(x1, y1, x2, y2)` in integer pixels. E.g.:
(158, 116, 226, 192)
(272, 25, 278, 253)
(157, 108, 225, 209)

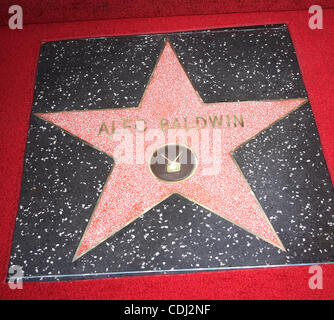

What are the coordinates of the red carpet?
(0, 8, 334, 299)
(1, 0, 334, 25)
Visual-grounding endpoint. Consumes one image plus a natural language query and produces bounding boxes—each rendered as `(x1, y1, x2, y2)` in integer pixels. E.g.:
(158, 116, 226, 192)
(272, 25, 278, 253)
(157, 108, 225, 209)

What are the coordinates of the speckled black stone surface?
(170, 25, 306, 103)
(8, 25, 334, 281)
(32, 25, 306, 114)
(233, 101, 334, 265)
(32, 35, 165, 112)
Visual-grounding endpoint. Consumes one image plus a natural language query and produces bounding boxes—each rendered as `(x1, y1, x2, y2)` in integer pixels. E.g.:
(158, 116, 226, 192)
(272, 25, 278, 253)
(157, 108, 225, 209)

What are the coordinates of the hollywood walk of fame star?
(36, 40, 306, 261)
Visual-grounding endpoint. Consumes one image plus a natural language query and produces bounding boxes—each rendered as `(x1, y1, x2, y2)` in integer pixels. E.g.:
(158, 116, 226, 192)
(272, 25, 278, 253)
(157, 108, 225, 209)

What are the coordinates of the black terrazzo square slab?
(7, 25, 334, 282)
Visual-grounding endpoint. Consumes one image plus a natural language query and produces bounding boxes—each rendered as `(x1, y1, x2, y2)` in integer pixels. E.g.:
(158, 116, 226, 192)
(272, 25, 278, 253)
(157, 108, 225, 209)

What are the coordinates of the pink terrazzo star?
(37, 41, 306, 260)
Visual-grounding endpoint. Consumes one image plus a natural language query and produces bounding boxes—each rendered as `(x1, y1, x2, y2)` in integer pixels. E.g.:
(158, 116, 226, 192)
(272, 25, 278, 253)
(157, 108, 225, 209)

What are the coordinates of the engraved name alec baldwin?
(98, 114, 245, 134)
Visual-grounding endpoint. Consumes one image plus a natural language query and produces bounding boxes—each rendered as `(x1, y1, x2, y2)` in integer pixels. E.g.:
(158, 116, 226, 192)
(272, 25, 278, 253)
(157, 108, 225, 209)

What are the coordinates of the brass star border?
(35, 38, 308, 261)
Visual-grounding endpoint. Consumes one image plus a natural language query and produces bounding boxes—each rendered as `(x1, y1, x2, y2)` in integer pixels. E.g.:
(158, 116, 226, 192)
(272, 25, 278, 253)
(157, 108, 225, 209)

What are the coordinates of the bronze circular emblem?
(149, 144, 197, 183)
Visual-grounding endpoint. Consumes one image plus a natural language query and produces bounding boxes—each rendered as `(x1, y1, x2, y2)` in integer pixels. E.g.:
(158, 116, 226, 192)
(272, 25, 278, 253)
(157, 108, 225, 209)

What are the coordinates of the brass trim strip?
(34, 38, 309, 261)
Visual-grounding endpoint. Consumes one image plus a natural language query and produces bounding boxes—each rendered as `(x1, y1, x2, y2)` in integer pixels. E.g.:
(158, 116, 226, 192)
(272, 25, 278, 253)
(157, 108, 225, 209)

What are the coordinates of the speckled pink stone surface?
(38, 42, 305, 260)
